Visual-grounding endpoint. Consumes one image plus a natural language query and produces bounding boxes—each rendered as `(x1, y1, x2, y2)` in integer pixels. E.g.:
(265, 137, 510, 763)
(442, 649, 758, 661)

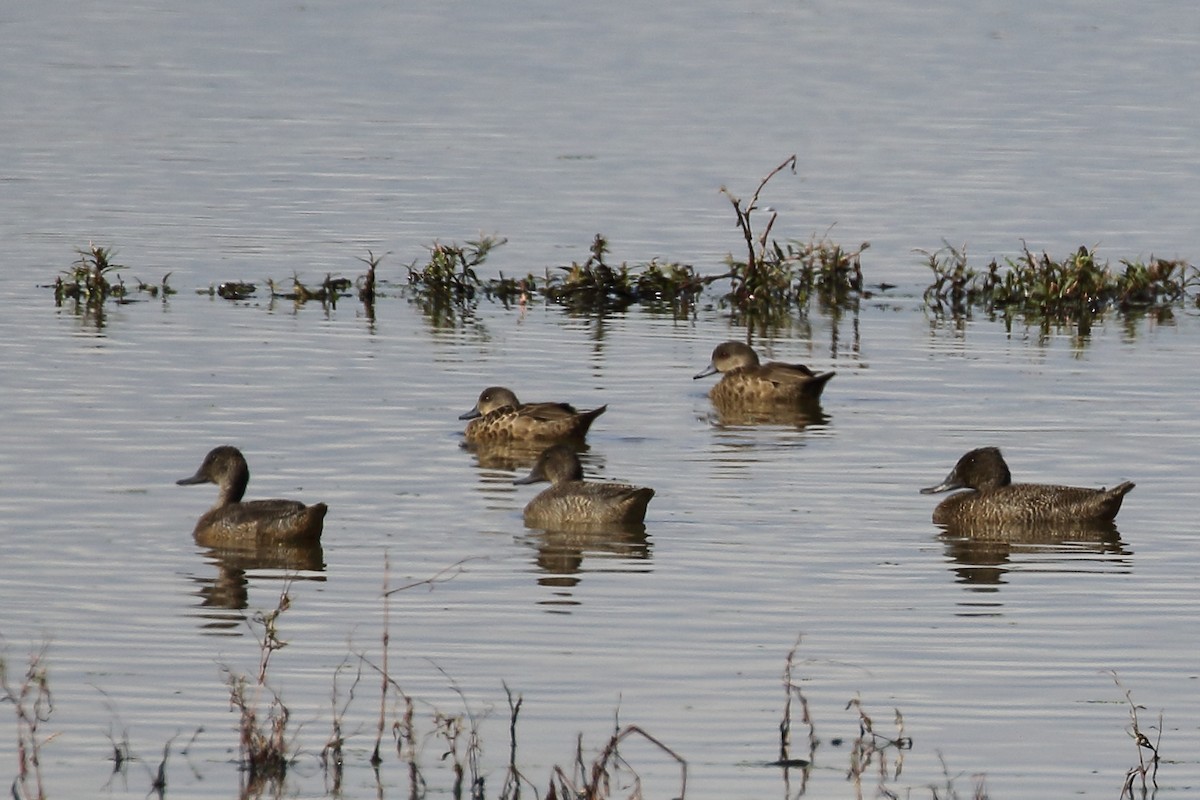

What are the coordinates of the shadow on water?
(938, 519, 1131, 597)
(464, 439, 594, 473)
(520, 523, 653, 610)
(706, 399, 830, 429)
(189, 542, 326, 633)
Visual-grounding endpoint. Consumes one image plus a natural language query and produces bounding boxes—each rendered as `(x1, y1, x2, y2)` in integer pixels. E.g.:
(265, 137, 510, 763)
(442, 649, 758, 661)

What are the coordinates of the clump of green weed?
(215, 281, 257, 300)
(405, 235, 506, 324)
(266, 273, 352, 306)
(922, 241, 1198, 328)
(540, 234, 638, 312)
(719, 156, 867, 330)
(481, 271, 537, 309)
(55, 244, 124, 309)
(537, 234, 703, 316)
(52, 245, 175, 322)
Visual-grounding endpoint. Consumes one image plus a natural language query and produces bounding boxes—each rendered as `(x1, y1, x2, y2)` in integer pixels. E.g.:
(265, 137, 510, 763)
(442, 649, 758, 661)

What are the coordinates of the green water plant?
(266, 273, 352, 306)
(405, 235, 507, 325)
(536, 234, 705, 316)
(355, 249, 388, 306)
(215, 280, 257, 300)
(55, 243, 124, 308)
(719, 156, 867, 331)
(51, 244, 177, 328)
(922, 241, 1197, 327)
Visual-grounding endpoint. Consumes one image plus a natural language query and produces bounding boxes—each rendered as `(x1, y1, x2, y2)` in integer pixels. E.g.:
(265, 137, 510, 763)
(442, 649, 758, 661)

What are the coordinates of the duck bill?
(693, 362, 718, 380)
(458, 406, 482, 421)
(513, 472, 544, 486)
(920, 472, 963, 495)
(176, 471, 208, 486)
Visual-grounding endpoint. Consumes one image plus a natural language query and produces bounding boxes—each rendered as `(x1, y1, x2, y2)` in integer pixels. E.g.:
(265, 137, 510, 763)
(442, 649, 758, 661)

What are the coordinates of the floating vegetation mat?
(40, 159, 1200, 338)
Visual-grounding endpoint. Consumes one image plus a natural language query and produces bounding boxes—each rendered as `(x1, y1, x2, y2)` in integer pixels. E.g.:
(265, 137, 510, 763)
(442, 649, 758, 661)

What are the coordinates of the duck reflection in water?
(693, 341, 834, 427)
(191, 542, 327, 628)
(922, 447, 1135, 589)
(939, 520, 1131, 590)
(467, 438, 594, 473)
(523, 527, 652, 597)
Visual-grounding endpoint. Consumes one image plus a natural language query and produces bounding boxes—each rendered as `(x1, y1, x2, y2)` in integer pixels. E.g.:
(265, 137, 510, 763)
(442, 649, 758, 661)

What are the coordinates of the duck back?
(523, 481, 654, 528)
(932, 481, 1134, 527)
(194, 499, 328, 547)
(710, 365, 834, 408)
(465, 403, 606, 443)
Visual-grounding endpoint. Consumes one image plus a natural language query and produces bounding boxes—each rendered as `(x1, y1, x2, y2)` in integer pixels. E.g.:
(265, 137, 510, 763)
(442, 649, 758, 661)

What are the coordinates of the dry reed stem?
(320, 655, 363, 794)
(221, 581, 296, 793)
(1, 642, 56, 800)
(1113, 672, 1161, 798)
(372, 554, 391, 766)
(431, 663, 488, 799)
(845, 695, 911, 797)
(548, 724, 686, 800)
(720, 155, 798, 305)
(498, 682, 532, 800)
(776, 635, 816, 769)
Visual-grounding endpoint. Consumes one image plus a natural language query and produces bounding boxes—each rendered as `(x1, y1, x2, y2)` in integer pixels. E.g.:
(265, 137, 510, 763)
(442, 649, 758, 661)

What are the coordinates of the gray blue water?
(2, 2, 1198, 798)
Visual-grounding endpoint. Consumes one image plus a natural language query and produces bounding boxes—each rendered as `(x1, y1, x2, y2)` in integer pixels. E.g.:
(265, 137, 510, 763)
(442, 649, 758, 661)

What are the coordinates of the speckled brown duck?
(177, 446, 327, 546)
(693, 341, 835, 408)
(514, 444, 654, 528)
(921, 447, 1134, 528)
(459, 387, 606, 444)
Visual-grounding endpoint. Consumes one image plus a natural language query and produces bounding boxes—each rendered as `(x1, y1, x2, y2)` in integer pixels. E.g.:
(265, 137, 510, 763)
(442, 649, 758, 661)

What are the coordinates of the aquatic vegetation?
(535, 234, 705, 316)
(41, 161, 1200, 345)
(0, 602, 1175, 798)
(773, 638, 924, 798)
(54, 243, 124, 309)
(719, 156, 868, 330)
(50, 244, 174, 326)
(1114, 672, 1160, 798)
(222, 585, 296, 794)
(922, 241, 1198, 328)
(404, 235, 506, 325)
(215, 280, 257, 300)
(267, 273, 352, 306)
(0, 643, 52, 800)
(355, 248, 386, 304)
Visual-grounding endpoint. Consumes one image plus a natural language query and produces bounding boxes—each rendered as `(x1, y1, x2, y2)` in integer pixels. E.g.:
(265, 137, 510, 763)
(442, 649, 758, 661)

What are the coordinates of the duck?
(514, 444, 654, 527)
(459, 386, 606, 444)
(921, 447, 1134, 528)
(177, 446, 327, 546)
(693, 341, 835, 408)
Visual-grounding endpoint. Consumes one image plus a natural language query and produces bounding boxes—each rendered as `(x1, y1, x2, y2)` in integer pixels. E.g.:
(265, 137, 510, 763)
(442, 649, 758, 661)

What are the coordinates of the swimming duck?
(514, 444, 654, 527)
(921, 447, 1134, 528)
(694, 341, 835, 407)
(460, 387, 606, 444)
(177, 446, 327, 546)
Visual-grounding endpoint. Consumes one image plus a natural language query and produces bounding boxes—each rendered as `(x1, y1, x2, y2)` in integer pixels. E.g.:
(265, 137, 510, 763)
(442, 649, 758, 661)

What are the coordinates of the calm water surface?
(2, 2, 1199, 799)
